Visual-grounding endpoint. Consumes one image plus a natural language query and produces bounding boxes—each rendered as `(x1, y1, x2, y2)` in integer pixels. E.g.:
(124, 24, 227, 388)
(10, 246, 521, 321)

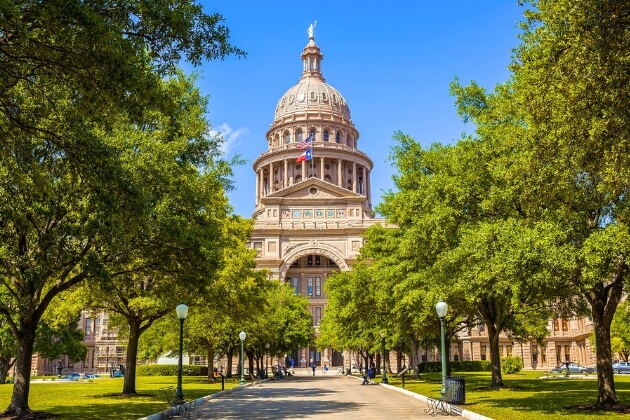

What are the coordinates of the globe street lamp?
(239, 331, 247, 386)
(175, 303, 189, 400)
(436, 301, 449, 396)
(265, 343, 270, 379)
(380, 330, 388, 384)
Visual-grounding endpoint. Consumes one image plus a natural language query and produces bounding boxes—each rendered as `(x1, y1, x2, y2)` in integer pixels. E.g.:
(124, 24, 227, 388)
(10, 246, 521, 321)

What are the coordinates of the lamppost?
(175, 303, 189, 401)
(380, 330, 388, 384)
(265, 343, 270, 379)
(239, 331, 246, 385)
(436, 301, 448, 396)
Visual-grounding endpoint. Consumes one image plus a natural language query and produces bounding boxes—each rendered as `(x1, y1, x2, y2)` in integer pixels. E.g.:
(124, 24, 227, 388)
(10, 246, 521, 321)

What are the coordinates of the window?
(315, 277, 321, 296)
(310, 130, 316, 140)
(507, 345, 513, 357)
(564, 345, 570, 361)
(315, 307, 322, 325)
(480, 346, 487, 361)
(293, 277, 299, 296)
(323, 130, 329, 141)
(347, 134, 352, 146)
(307, 277, 313, 296)
(315, 256, 321, 266)
(297, 129, 303, 143)
(292, 260, 299, 267)
(253, 242, 262, 250)
(553, 318, 559, 331)
(335, 131, 340, 143)
(308, 256, 313, 266)
(85, 318, 92, 336)
(284, 132, 290, 144)
(562, 319, 568, 331)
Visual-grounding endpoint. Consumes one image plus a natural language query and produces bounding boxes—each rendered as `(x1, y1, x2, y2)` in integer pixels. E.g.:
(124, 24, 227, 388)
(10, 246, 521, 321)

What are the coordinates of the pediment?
(264, 178, 364, 201)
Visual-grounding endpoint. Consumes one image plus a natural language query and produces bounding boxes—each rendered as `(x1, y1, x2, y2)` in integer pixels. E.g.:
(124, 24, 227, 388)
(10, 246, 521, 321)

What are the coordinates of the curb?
(346, 374, 492, 420)
(138, 380, 263, 420)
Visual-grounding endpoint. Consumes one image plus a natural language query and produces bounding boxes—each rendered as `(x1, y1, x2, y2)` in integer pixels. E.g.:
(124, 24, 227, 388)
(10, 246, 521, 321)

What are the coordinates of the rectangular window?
(315, 277, 321, 296)
(562, 319, 568, 331)
(85, 318, 92, 336)
(564, 345, 570, 361)
(316, 351, 321, 362)
(315, 307, 322, 326)
(293, 277, 299, 296)
(507, 345, 512, 357)
(315, 256, 321, 266)
(307, 256, 313, 266)
(553, 318, 559, 331)
(307, 277, 313, 296)
(556, 345, 562, 363)
(94, 317, 100, 335)
(480, 346, 487, 361)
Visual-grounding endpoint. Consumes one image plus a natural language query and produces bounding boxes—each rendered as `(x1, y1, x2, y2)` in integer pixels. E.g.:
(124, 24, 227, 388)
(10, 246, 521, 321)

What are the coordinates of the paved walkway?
(190, 374, 455, 419)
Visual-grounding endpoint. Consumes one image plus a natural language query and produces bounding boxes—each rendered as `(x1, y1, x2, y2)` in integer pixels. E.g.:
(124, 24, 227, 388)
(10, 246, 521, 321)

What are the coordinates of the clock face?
(297, 92, 305, 102)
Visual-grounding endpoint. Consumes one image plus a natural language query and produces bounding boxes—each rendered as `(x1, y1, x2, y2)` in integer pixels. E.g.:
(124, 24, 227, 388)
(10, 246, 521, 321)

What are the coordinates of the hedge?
(418, 360, 492, 373)
(136, 364, 209, 376)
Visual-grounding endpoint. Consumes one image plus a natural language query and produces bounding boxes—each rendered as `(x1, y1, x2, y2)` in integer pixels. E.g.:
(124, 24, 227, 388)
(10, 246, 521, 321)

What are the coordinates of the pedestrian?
(323, 364, 329, 375)
(311, 362, 316, 376)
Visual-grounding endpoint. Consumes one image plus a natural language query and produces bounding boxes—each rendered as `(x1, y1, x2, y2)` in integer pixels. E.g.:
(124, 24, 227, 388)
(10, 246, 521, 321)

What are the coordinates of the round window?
(309, 187, 318, 195)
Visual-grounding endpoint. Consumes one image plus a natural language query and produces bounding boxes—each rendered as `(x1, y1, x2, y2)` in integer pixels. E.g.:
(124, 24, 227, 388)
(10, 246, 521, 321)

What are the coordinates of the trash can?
(445, 376, 466, 404)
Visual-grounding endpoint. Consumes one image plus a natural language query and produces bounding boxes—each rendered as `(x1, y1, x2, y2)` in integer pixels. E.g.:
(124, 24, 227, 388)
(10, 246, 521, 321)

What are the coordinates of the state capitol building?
(30, 28, 598, 376)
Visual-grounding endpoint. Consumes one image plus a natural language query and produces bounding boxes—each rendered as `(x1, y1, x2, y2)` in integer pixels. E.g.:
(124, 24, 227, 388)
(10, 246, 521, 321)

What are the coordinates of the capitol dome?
(273, 38, 351, 122)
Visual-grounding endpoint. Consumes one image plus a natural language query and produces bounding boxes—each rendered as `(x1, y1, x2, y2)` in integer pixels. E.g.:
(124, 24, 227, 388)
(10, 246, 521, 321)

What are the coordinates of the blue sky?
(194, 1, 527, 217)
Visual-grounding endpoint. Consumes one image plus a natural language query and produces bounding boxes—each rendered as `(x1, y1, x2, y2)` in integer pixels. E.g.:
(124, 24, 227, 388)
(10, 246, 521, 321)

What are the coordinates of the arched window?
(297, 129, 303, 143)
(347, 135, 352, 146)
(310, 129, 316, 140)
(323, 130, 329, 142)
(335, 131, 341, 143)
(284, 132, 291, 144)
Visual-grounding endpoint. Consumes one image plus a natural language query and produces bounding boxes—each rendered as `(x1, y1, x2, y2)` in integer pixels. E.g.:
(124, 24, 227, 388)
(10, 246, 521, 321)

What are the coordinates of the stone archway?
(279, 241, 348, 278)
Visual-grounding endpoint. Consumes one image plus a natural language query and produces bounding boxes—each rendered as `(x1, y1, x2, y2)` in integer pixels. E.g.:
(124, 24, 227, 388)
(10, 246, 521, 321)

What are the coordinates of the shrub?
(136, 364, 208, 376)
(501, 356, 524, 374)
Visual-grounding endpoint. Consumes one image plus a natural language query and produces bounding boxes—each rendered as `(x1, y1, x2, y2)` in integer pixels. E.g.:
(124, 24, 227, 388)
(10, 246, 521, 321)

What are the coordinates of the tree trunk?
(3, 323, 37, 415)
(396, 349, 403, 374)
(409, 335, 420, 379)
(486, 323, 504, 387)
(0, 356, 13, 385)
(206, 343, 215, 382)
(226, 347, 233, 378)
(122, 320, 141, 395)
(588, 279, 623, 406)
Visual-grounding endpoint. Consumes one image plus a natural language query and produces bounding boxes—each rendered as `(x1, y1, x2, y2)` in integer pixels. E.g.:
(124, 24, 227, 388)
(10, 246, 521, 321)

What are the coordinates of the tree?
(78, 73, 235, 395)
(379, 133, 559, 387)
(453, 0, 630, 405)
(0, 1, 243, 412)
(184, 217, 270, 382)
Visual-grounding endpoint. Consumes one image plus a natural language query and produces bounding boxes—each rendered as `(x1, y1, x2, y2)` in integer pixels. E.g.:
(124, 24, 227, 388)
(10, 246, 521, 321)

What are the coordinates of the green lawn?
(385, 370, 630, 419)
(0, 376, 239, 419)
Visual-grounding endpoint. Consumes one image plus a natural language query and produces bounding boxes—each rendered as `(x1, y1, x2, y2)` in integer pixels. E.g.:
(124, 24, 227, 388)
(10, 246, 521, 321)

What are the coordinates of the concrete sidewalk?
(143, 373, 491, 419)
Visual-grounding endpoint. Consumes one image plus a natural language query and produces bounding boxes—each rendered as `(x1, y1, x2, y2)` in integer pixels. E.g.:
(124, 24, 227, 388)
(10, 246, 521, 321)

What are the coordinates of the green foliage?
(611, 300, 630, 362)
(136, 364, 208, 377)
(501, 356, 524, 375)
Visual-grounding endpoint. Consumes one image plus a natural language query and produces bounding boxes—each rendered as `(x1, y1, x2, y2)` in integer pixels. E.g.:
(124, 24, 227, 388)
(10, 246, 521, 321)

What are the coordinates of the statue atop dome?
(307, 21, 317, 39)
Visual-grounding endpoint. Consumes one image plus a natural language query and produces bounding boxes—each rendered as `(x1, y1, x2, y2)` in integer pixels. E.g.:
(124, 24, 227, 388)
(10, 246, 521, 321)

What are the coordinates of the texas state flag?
(296, 148, 312, 162)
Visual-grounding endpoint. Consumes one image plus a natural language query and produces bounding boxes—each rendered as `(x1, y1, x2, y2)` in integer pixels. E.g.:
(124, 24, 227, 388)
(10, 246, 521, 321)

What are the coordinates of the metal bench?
(424, 382, 462, 416)
(160, 386, 197, 419)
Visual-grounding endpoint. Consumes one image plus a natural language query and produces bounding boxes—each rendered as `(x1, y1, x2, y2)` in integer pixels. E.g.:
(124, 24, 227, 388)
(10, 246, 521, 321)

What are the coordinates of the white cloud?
(209, 123, 249, 157)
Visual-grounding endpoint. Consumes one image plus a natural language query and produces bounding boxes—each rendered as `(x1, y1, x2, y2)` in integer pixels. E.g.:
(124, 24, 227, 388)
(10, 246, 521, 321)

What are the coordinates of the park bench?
(424, 381, 463, 416)
(160, 386, 197, 419)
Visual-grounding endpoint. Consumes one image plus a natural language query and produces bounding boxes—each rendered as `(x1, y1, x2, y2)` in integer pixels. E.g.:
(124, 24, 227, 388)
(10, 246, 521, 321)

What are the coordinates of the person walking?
(311, 361, 316, 376)
(323, 364, 329, 375)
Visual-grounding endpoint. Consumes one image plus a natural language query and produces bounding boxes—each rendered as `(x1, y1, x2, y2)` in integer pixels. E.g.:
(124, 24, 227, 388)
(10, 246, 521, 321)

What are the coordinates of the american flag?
(296, 135, 313, 150)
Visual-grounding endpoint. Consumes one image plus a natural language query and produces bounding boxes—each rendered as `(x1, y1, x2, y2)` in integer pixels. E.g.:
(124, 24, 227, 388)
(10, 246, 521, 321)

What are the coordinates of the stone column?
(320, 157, 325, 179)
(352, 162, 357, 192)
(268, 162, 274, 193)
(337, 159, 342, 187)
(365, 168, 370, 201)
(284, 159, 288, 188)
(302, 159, 306, 181)
(255, 169, 260, 205)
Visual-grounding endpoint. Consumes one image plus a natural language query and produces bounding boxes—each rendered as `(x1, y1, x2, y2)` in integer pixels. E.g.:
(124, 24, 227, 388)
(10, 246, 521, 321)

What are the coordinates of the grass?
(384, 370, 630, 419)
(0, 375, 240, 419)
(2, 371, 630, 419)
